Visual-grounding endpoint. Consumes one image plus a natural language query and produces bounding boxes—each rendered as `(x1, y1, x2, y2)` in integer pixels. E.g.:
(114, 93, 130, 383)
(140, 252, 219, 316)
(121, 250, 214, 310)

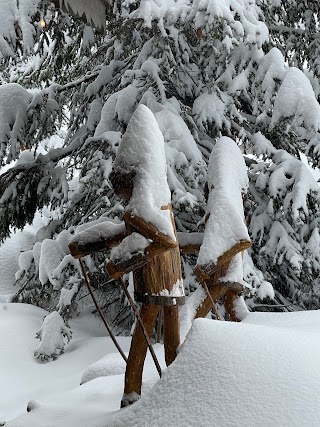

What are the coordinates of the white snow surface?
(0, 83, 33, 162)
(110, 232, 150, 262)
(113, 104, 176, 241)
(71, 220, 126, 247)
(271, 67, 320, 130)
(6, 308, 320, 426)
(0, 303, 131, 423)
(0, 212, 46, 296)
(197, 136, 249, 267)
(219, 252, 246, 285)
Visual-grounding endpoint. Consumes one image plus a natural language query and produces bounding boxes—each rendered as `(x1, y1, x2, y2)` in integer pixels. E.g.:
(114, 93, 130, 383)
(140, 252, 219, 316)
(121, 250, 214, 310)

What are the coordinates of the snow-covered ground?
(1, 302, 320, 427)
(0, 303, 131, 424)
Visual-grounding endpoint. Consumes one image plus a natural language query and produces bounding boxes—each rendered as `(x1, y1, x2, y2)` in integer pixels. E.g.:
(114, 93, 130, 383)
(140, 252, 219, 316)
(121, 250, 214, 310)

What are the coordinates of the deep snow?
(2, 303, 320, 427)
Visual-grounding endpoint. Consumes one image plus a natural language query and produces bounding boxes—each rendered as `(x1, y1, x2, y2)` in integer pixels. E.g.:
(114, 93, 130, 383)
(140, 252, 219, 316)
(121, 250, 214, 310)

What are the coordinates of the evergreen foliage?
(0, 0, 320, 356)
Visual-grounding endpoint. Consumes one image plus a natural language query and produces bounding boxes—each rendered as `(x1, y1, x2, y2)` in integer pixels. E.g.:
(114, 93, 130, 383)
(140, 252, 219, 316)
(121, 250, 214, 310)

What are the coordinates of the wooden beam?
(69, 230, 127, 259)
(122, 303, 160, 404)
(106, 242, 173, 279)
(194, 239, 251, 283)
(124, 210, 177, 248)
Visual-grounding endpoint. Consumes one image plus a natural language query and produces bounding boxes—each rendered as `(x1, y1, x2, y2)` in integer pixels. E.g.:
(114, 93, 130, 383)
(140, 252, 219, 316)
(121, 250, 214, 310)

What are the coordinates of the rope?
(79, 258, 128, 364)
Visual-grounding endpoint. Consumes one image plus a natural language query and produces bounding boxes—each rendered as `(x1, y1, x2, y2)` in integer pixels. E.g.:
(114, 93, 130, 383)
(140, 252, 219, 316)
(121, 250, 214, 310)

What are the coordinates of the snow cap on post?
(112, 104, 175, 241)
(197, 136, 251, 277)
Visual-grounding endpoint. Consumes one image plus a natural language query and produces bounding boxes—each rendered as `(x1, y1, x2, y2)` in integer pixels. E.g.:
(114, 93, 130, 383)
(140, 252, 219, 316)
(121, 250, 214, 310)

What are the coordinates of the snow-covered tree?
(0, 0, 320, 355)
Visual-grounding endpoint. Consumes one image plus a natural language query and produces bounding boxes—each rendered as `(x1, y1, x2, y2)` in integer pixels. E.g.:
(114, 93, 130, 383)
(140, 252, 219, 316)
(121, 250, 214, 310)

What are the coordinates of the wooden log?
(69, 231, 127, 259)
(124, 210, 177, 248)
(106, 242, 173, 279)
(194, 258, 231, 287)
(122, 205, 184, 304)
(194, 239, 251, 283)
(133, 293, 185, 306)
(123, 303, 160, 400)
(163, 305, 180, 366)
(224, 289, 239, 322)
(136, 244, 183, 297)
(195, 285, 228, 319)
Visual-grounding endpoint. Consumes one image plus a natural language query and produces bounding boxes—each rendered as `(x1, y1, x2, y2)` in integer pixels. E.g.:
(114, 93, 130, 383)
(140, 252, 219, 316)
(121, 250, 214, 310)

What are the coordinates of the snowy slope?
(0, 304, 131, 423)
(5, 308, 320, 427)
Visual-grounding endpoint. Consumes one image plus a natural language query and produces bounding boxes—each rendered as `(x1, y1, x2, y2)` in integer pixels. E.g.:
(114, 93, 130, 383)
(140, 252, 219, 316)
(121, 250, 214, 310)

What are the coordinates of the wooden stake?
(163, 305, 180, 366)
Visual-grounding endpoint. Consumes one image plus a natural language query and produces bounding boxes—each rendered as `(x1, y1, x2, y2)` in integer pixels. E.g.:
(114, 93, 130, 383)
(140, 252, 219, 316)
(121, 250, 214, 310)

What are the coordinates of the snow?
(0, 0, 40, 58)
(34, 311, 72, 361)
(104, 312, 320, 427)
(193, 91, 230, 130)
(271, 67, 320, 130)
(197, 136, 250, 267)
(159, 278, 184, 298)
(0, 303, 131, 423)
(38, 239, 64, 290)
(110, 232, 150, 262)
(219, 253, 246, 285)
(255, 47, 286, 113)
(154, 106, 203, 165)
(0, 83, 33, 163)
(253, 133, 320, 220)
(0, 212, 46, 297)
(71, 219, 126, 247)
(113, 104, 176, 241)
(3, 303, 320, 426)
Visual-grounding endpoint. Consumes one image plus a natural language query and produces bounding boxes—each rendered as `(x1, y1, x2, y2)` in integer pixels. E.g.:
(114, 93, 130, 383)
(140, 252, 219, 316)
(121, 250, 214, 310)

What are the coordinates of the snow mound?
(108, 311, 320, 427)
(0, 303, 130, 423)
(7, 310, 320, 427)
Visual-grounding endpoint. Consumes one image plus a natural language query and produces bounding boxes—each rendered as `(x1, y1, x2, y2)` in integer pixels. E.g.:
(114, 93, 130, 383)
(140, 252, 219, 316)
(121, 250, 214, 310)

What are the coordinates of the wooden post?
(122, 303, 160, 406)
(195, 285, 227, 319)
(224, 289, 241, 322)
(163, 305, 180, 366)
(106, 204, 185, 407)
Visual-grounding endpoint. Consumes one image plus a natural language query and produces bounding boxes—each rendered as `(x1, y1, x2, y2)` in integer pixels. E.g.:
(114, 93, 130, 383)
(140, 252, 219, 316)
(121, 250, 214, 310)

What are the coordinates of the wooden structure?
(105, 204, 184, 406)
(72, 105, 185, 407)
(192, 136, 251, 320)
(69, 118, 252, 408)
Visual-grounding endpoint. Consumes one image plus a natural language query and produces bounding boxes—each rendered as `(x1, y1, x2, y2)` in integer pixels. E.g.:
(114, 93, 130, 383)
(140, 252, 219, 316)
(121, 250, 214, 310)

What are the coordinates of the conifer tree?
(0, 0, 319, 356)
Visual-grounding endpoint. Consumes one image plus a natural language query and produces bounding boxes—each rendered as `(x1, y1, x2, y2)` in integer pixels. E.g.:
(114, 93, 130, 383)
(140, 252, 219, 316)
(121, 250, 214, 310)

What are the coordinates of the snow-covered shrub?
(249, 133, 320, 307)
(34, 311, 72, 362)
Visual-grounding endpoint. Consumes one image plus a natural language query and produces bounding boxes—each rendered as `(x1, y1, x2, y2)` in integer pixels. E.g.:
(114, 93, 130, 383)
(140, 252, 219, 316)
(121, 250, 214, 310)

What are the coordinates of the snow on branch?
(34, 311, 72, 362)
(270, 67, 320, 131)
(250, 133, 320, 301)
(253, 133, 320, 221)
(254, 47, 320, 135)
(0, 84, 33, 164)
(0, 0, 40, 58)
